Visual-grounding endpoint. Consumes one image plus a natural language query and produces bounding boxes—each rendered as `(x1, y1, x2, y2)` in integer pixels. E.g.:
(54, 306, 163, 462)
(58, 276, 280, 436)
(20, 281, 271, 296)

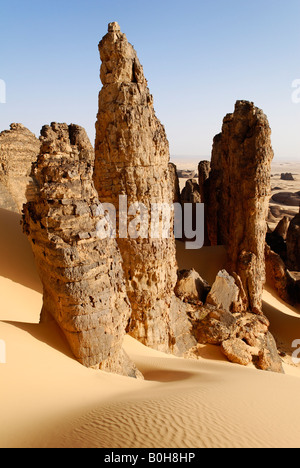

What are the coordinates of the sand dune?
(1, 207, 300, 448)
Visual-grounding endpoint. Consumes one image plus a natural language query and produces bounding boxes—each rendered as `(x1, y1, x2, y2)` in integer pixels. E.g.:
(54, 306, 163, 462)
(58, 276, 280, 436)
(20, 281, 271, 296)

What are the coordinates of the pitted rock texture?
(94, 23, 178, 353)
(23, 123, 139, 377)
(0, 123, 40, 212)
(207, 101, 274, 314)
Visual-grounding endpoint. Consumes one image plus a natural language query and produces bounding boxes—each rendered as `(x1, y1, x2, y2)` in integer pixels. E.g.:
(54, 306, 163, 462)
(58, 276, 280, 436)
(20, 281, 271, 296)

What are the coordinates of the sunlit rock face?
(23, 122, 141, 378)
(207, 101, 274, 314)
(94, 22, 179, 353)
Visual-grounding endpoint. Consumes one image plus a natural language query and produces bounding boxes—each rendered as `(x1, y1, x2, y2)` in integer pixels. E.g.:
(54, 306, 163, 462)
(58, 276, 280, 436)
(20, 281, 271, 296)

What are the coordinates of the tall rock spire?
(207, 101, 274, 314)
(93, 23, 178, 352)
(23, 123, 140, 377)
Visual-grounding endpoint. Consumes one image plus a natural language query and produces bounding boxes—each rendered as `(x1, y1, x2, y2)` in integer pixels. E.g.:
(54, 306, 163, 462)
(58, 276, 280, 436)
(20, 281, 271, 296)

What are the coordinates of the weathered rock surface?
(0, 123, 40, 212)
(93, 22, 179, 353)
(286, 208, 300, 271)
(207, 101, 274, 314)
(23, 122, 140, 377)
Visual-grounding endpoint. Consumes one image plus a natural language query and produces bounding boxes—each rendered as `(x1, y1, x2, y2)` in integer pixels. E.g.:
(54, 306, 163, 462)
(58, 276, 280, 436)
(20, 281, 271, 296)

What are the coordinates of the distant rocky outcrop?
(23, 123, 140, 378)
(0, 123, 40, 212)
(177, 169, 197, 179)
(93, 22, 180, 353)
(281, 173, 295, 181)
(207, 101, 274, 314)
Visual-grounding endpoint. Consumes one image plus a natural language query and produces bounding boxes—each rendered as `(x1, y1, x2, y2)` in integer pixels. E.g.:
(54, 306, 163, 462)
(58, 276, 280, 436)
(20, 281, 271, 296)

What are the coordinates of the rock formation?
(23, 122, 140, 377)
(198, 160, 211, 204)
(93, 23, 178, 352)
(281, 173, 294, 181)
(181, 179, 201, 204)
(168, 162, 181, 203)
(287, 208, 300, 272)
(207, 101, 274, 314)
(190, 270, 284, 373)
(0, 123, 40, 212)
(265, 244, 290, 303)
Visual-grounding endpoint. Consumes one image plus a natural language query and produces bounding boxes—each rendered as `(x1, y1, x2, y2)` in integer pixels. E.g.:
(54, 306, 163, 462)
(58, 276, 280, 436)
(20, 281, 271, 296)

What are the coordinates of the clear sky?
(0, 0, 299, 161)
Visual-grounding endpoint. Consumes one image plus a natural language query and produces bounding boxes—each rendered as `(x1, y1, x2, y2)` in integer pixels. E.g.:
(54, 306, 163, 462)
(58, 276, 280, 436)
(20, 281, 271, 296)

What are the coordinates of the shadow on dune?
(0, 208, 42, 293)
(3, 319, 76, 362)
(142, 369, 195, 383)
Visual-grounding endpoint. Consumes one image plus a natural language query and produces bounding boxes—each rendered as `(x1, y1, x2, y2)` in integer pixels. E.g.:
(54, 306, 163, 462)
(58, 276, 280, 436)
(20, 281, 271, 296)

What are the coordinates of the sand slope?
(1, 208, 300, 448)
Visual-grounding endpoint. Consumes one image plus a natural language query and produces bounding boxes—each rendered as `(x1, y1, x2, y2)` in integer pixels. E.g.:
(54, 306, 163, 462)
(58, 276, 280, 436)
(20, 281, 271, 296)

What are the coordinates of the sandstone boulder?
(206, 270, 240, 313)
(175, 269, 210, 304)
(221, 338, 253, 366)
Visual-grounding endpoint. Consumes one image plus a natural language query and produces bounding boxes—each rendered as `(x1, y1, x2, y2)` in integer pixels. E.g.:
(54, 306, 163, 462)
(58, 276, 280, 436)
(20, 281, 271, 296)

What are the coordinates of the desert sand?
(0, 194, 300, 448)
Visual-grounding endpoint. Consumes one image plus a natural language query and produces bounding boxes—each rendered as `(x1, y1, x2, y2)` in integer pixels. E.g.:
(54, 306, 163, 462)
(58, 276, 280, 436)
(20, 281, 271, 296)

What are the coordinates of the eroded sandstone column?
(0, 124, 41, 212)
(93, 23, 178, 352)
(23, 123, 139, 377)
(207, 101, 274, 314)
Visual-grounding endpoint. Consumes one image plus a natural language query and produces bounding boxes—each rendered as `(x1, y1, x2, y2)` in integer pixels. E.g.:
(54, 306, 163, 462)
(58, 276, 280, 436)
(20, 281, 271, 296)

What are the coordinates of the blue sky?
(0, 0, 299, 161)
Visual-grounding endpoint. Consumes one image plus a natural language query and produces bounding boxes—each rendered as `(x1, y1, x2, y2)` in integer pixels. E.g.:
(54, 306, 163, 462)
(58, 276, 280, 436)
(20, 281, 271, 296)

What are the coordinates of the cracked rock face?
(0, 123, 40, 212)
(94, 23, 178, 352)
(22, 123, 139, 377)
(207, 101, 274, 314)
